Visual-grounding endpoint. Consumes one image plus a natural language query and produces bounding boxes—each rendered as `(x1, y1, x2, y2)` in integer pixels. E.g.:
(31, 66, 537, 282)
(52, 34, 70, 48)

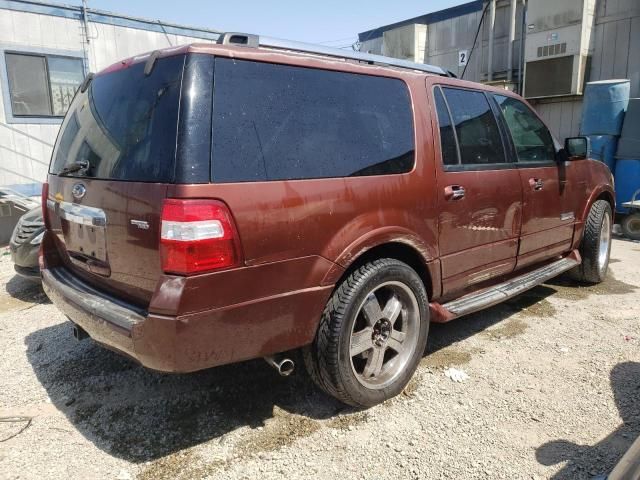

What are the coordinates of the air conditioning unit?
(523, 0, 596, 98)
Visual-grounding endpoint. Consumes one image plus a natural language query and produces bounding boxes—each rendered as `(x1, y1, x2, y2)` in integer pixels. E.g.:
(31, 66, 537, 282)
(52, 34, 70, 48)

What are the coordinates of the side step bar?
(433, 251, 581, 322)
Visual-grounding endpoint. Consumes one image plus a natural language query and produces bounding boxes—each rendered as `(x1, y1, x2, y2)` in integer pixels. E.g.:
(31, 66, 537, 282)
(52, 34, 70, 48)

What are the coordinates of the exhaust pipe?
(73, 324, 88, 341)
(264, 355, 295, 376)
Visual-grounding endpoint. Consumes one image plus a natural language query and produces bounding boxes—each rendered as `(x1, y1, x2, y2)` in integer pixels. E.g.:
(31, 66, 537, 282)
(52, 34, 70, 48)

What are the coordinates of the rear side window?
(211, 58, 415, 182)
(494, 95, 556, 162)
(442, 87, 506, 166)
(50, 55, 185, 182)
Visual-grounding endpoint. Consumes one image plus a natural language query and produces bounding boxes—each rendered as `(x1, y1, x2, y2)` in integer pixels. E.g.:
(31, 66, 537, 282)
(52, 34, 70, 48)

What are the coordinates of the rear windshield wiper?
(59, 160, 89, 176)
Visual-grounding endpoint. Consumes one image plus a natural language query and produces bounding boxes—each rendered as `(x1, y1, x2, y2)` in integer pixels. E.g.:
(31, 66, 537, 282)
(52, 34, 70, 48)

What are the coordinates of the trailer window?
(5, 52, 84, 117)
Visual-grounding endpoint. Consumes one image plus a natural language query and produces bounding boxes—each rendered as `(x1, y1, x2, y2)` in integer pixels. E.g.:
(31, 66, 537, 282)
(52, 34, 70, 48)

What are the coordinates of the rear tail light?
(160, 199, 242, 275)
(41, 182, 50, 229)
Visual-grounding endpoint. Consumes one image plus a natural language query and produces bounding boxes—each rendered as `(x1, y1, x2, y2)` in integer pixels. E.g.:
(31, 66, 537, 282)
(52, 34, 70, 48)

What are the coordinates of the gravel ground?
(0, 238, 639, 480)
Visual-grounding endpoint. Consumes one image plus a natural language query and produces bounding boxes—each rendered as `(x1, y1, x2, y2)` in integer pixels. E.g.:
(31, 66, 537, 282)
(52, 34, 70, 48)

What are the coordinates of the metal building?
(0, 0, 219, 190)
(358, 0, 640, 141)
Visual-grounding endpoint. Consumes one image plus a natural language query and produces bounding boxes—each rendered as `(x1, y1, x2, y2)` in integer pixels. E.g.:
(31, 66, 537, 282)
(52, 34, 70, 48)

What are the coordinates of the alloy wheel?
(349, 281, 420, 390)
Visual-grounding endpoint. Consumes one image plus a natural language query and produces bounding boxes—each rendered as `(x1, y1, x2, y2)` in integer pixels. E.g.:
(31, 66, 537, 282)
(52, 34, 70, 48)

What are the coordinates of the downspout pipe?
(518, 0, 527, 95)
(487, 0, 496, 82)
(507, 0, 517, 82)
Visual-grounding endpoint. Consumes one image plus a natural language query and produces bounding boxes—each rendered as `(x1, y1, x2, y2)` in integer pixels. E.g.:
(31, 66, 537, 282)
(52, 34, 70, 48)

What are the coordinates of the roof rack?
(216, 32, 451, 77)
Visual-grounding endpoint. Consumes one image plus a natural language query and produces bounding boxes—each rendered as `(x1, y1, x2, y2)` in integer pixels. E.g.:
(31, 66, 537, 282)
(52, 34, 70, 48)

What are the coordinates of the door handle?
(444, 185, 466, 201)
(529, 178, 544, 191)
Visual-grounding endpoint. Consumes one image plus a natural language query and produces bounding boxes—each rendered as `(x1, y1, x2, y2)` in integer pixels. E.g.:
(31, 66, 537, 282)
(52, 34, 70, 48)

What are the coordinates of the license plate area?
(64, 221, 107, 262)
(51, 201, 110, 276)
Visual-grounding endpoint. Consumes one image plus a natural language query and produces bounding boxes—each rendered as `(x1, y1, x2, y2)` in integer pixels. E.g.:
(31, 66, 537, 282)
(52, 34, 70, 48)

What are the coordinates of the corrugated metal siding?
(426, 9, 485, 77)
(359, 36, 383, 55)
(358, 0, 482, 43)
(426, 2, 524, 81)
(590, 0, 640, 97)
(533, 98, 584, 140)
(537, 0, 640, 141)
(359, 2, 524, 81)
(359, 0, 638, 142)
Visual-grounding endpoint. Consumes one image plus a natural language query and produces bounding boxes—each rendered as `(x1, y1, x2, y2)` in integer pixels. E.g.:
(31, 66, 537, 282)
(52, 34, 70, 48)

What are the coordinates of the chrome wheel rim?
(598, 211, 611, 273)
(349, 281, 420, 390)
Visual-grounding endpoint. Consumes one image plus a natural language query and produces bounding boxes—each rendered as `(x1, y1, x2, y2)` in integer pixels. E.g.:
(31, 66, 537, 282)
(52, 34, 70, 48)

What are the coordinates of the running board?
(433, 251, 581, 322)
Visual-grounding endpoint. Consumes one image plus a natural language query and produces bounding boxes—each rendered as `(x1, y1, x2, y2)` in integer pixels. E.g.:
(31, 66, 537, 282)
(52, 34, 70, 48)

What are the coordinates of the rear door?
(430, 83, 522, 296)
(45, 53, 205, 307)
(492, 94, 581, 268)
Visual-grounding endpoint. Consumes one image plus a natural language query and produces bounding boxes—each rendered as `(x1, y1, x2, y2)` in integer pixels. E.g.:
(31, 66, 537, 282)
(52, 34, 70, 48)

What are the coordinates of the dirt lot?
(1, 238, 639, 480)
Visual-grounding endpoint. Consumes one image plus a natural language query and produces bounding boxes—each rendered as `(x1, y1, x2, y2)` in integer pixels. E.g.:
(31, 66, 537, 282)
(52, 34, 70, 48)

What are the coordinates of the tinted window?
(494, 95, 556, 162)
(50, 55, 184, 182)
(54, 112, 79, 168)
(442, 87, 506, 165)
(174, 54, 214, 183)
(211, 58, 415, 182)
(433, 87, 459, 166)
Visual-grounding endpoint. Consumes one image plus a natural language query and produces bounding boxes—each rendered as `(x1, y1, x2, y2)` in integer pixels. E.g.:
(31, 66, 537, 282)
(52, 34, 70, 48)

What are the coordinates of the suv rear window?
(50, 55, 185, 182)
(211, 58, 415, 182)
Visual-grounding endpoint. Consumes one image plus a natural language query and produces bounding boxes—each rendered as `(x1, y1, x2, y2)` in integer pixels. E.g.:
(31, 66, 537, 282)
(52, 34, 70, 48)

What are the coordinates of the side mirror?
(564, 136, 589, 160)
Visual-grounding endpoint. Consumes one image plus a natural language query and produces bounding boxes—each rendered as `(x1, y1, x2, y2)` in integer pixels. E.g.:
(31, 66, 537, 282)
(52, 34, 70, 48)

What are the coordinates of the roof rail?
(216, 32, 450, 77)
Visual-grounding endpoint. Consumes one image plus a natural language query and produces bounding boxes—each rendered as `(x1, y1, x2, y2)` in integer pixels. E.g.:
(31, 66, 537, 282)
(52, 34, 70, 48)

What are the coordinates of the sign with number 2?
(458, 50, 468, 67)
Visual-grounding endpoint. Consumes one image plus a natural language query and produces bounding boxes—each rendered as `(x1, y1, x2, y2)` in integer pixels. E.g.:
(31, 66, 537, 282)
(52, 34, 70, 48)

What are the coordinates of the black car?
(9, 205, 44, 280)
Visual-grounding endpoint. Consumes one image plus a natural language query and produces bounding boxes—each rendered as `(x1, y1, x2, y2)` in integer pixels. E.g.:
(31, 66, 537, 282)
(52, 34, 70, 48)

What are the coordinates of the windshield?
(50, 55, 185, 182)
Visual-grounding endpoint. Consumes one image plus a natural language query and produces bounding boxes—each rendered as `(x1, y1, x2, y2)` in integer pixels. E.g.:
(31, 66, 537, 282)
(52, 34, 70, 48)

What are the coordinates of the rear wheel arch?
(331, 241, 434, 301)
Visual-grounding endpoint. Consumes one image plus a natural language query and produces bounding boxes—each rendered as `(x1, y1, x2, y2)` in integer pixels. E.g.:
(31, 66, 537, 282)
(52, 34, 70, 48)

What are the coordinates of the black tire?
(568, 200, 612, 284)
(621, 212, 640, 241)
(303, 258, 429, 408)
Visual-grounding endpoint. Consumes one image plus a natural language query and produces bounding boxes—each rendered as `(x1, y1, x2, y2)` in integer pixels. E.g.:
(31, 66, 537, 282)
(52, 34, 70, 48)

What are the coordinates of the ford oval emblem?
(71, 183, 86, 200)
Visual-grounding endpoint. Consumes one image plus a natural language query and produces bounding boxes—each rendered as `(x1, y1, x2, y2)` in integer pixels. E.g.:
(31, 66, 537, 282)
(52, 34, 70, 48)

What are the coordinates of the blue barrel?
(617, 98, 640, 158)
(588, 135, 617, 172)
(614, 158, 640, 214)
(580, 79, 630, 136)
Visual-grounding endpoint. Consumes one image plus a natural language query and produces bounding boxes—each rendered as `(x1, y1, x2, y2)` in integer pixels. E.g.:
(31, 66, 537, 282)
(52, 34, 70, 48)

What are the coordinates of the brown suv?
(41, 34, 615, 407)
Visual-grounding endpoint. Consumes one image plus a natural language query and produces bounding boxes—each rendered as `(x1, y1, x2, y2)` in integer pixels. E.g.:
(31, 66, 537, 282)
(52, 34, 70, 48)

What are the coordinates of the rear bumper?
(42, 266, 144, 365)
(41, 264, 333, 372)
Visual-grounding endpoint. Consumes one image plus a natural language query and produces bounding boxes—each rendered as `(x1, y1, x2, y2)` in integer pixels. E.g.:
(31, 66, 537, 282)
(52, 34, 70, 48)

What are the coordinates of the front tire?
(568, 200, 613, 284)
(303, 258, 429, 408)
